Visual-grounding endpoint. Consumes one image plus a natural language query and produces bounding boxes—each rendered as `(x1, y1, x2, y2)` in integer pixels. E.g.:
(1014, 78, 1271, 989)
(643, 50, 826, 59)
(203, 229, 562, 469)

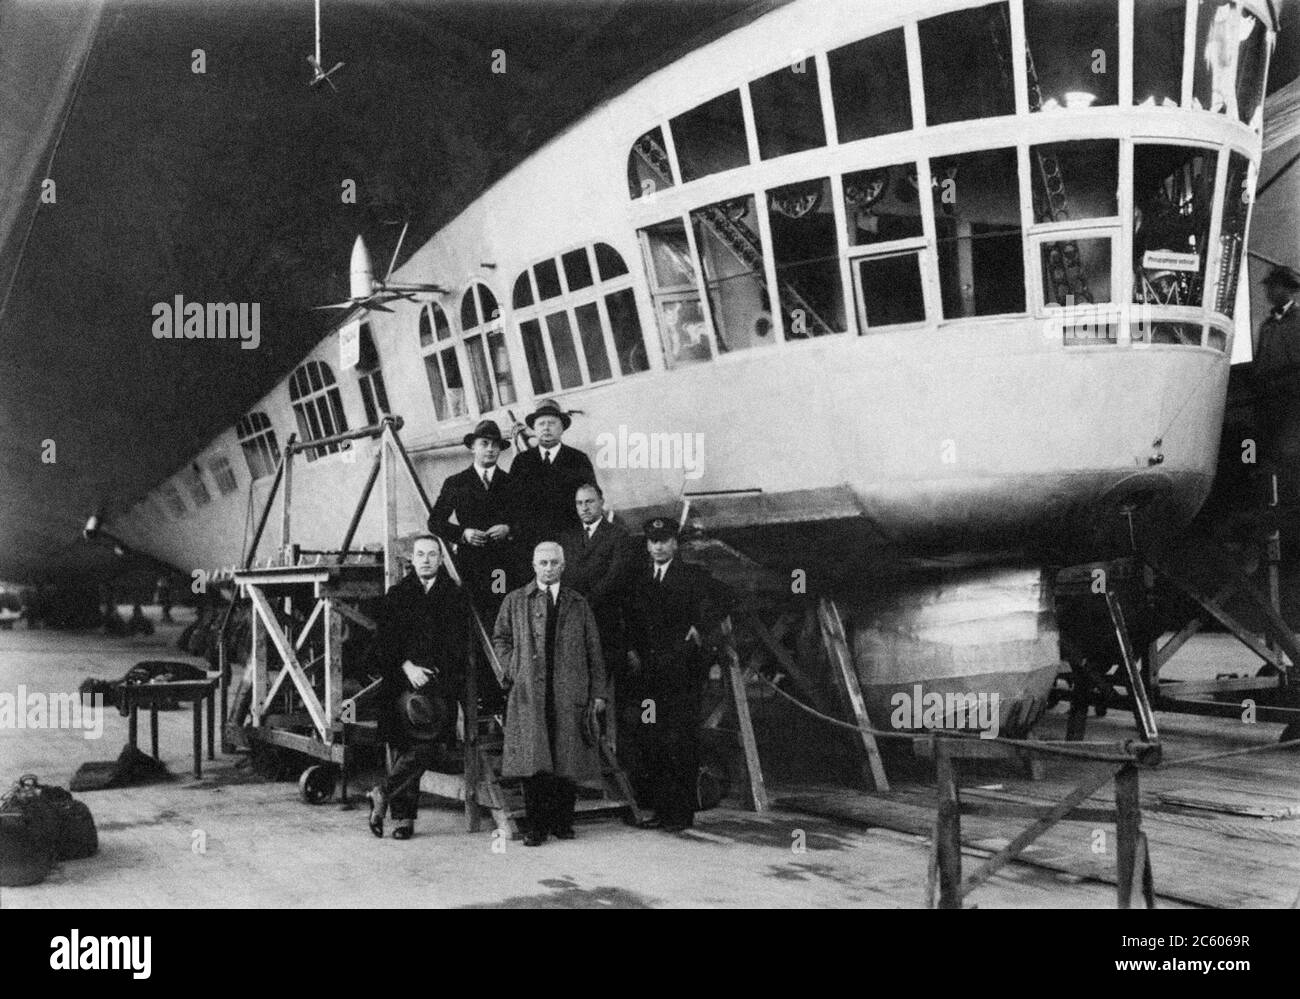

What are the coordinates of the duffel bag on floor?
(37, 784, 99, 860)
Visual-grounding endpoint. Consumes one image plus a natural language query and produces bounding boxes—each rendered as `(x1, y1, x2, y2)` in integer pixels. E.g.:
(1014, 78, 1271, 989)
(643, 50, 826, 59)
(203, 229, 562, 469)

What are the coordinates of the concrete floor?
(0, 609, 1183, 909)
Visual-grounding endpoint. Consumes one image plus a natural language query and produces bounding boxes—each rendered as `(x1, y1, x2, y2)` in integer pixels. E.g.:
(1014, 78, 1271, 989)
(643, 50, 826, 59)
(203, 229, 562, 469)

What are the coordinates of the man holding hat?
(428, 419, 520, 623)
(509, 399, 596, 554)
(364, 534, 466, 840)
(623, 517, 730, 832)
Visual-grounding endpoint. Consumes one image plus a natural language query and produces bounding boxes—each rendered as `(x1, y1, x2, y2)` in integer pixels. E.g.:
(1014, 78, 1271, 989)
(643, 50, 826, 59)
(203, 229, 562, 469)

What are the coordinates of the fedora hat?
(462, 419, 511, 450)
(525, 399, 572, 430)
(396, 689, 453, 742)
(1263, 266, 1300, 291)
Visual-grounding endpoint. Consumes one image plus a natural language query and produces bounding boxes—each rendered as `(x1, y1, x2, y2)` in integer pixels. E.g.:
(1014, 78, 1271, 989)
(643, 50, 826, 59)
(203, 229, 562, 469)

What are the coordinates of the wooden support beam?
(933, 743, 962, 910)
(246, 585, 329, 737)
(1115, 763, 1141, 909)
(1104, 589, 1160, 745)
(722, 616, 768, 812)
(817, 598, 889, 791)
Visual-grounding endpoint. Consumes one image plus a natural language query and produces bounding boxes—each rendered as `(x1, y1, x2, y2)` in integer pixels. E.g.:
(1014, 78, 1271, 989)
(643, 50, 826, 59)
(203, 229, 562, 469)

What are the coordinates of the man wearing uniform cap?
(508, 399, 597, 554)
(623, 517, 730, 832)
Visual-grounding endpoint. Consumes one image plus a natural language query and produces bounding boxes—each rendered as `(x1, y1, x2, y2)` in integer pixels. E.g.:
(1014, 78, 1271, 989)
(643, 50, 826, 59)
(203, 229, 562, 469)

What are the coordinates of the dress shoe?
(392, 821, 413, 841)
(553, 827, 576, 840)
(635, 816, 662, 829)
(523, 830, 548, 847)
(661, 819, 691, 833)
(366, 787, 387, 838)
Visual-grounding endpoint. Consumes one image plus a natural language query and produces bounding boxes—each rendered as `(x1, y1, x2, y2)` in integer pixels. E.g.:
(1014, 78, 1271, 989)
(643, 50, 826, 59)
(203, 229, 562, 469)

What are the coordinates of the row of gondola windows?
(628, 0, 1268, 200)
(637, 140, 1247, 358)
(419, 243, 648, 422)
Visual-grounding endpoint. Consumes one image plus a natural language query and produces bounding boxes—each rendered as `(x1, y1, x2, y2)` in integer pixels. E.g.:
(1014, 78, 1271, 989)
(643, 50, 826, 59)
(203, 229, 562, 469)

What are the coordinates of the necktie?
(548, 585, 557, 608)
(543, 450, 553, 465)
(481, 471, 490, 489)
(655, 567, 664, 585)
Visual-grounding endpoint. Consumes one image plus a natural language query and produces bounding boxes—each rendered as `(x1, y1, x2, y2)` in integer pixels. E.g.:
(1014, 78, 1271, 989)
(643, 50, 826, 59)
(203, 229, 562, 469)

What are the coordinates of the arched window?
(236, 411, 281, 480)
(159, 483, 187, 519)
(289, 360, 349, 461)
(512, 242, 649, 395)
(458, 283, 516, 414)
(628, 127, 675, 199)
(208, 454, 239, 495)
(181, 464, 211, 507)
(419, 302, 468, 421)
(355, 322, 390, 426)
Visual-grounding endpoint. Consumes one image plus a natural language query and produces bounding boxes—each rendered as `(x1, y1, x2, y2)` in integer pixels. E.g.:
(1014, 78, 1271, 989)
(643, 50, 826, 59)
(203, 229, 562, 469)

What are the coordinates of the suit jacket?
(624, 558, 730, 697)
(508, 444, 596, 548)
(1255, 304, 1300, 388)
(561, 516, 634, 678)
(428, 464, 520, 595)
(492, 582, 606, 780)
(363, 571, 469, 738)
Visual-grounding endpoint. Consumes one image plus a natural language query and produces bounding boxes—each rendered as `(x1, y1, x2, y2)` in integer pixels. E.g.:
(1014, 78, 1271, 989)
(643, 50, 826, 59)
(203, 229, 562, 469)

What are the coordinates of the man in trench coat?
(492, 541, 607, 845)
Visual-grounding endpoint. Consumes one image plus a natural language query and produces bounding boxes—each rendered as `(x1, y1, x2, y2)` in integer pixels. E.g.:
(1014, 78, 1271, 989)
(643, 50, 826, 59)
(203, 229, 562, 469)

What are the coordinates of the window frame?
(288, 360, 351, 462)
(511, 243, 647, 395)
(235, 410, 281, 481)
(458, 282, 516, 415)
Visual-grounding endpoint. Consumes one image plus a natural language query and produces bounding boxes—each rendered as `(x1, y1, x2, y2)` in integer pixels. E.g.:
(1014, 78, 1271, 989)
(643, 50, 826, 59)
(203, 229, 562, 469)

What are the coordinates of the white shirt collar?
(477, 465, 493, 483)
(1273, 299, 1297, 322)
(539, 443, 560, 461)
(585, 519, 599, 537)
(654, 559, 673, 579)
(420, 576, 437, 593)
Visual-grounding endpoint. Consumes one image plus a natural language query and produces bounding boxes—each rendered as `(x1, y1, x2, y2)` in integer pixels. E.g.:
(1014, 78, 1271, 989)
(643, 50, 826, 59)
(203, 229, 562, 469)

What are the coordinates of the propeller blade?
(385, 221, 410, 283)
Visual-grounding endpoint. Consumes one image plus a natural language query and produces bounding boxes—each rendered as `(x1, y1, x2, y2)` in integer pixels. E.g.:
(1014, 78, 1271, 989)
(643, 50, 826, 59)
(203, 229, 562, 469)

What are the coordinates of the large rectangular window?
(854, 253, 927, 329)
(545, 312, 584, 389)
(750, 65, 826, 160)
(670, 91, 749, 183)
(931, 148, 1025, 318)
(1030, 140, 1120, 224)
(1193, 1, 1270, 125)
(828, 29, 912, 142)
(919, 2, 1016, 126)
(767, 178, 845, 337)
(690, 196, 774, 353)
(1039, 236, 1113, 307)
(1132, 144, 1216, 308)
(606, 289, 649, 376)
(574, 302, 613, 382)
(844, 163, 923, 246)
(1134, 0, 1187, 107)
(639, 218, 711, 368)
(423, 346, 467, 422)
(1023, 0, 1119, 112)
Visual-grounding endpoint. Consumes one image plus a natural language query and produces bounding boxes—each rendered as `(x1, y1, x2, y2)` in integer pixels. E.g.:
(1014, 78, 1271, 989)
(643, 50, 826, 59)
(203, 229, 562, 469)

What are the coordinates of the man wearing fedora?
(623, 518, 730, 832)
(364, 534, 466, 840)
(508, 399, 597, 554)
(493, 541, 607, 846)
(428, 419, 520, 623)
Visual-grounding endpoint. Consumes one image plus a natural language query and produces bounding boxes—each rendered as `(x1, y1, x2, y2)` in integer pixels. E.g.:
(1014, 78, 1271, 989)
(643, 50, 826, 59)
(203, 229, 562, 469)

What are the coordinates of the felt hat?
(462, 419, 511, 450)
(525, 399, 572, 430)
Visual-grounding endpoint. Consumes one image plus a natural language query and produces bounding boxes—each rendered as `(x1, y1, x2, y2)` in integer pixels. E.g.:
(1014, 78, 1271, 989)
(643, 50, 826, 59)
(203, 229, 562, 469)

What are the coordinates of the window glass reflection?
(1132, 144, 1216, 308)
(1194, 1, 1269, 126)
(690, 195, 774, 352)
(605, 289, 650, 376)
(628, 127, 674, 199)
(930, 147, 1025, 318)
(671, 91, 750, 183)
(844, 163, 923, 246)
(767, 178, 845, 338)
(575, 302, 613, 382)
(1215, 151, 1252, 317)
(1030, 140, 1119, 224)
(1024, 0, 1118, 111)
(828, 29, 912, 142)
(751, 64, 826, 160)
(1134, 0, 1187, 107)
(919, 2, 1016, 126)
(520, 318, 553, 395)
(1041, 237, 1113, 306)
(639, 218, 711, 368)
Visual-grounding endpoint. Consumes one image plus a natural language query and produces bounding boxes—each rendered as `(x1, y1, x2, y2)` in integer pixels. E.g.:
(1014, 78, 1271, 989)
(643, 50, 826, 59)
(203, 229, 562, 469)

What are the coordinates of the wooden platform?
(778, 706, 1300, 909)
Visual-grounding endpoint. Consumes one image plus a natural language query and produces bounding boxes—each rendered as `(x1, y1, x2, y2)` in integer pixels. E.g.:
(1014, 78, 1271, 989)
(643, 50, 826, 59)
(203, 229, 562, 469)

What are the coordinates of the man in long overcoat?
(363, 534, 467, 840)
(493, 541, 606, 845)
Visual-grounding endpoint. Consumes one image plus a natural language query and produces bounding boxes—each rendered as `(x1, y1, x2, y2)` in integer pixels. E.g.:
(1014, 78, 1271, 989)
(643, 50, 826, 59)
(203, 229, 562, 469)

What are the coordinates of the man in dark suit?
(428, 419, 519, 623)
(623, 518, 730, 832)
(560, 482, 634, 744)
(364, 534, 467, 840)
(508, 399, 596, 552)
